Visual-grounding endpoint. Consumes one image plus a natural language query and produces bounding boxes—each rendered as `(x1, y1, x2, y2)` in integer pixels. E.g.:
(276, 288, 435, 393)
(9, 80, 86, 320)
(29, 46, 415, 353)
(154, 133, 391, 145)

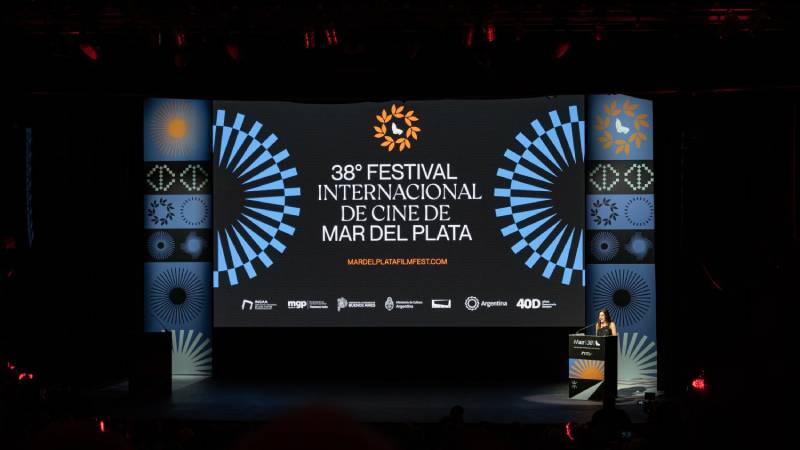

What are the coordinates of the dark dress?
(597, 325, 613, 337)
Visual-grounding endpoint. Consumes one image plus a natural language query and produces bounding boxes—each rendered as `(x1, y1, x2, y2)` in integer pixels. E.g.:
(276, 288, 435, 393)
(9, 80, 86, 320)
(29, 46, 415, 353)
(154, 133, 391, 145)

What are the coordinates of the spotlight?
(594, 24, 604, 42)
(565, 422, 576, 441)
(324, 27, 338, 47)
(690, 371, 707, 392)
(691, 377, 706, 391)
(485, 23, 496, 43)
(2, 236, 16, 250)
(554, 41, 571, 59)
(513, 23, 525, 42)
(304, 28, 316, 49)
(174, 53, 187, 68)
(225, 43, 240, 61)
(465, 24, 475, 48)
(79, 43, 98, 61)
(175, 30, 187, 48)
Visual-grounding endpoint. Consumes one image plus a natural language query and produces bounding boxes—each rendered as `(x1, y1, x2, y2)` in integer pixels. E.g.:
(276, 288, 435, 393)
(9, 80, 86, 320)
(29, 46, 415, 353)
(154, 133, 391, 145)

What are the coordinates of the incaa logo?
(516, 298, 542, 309)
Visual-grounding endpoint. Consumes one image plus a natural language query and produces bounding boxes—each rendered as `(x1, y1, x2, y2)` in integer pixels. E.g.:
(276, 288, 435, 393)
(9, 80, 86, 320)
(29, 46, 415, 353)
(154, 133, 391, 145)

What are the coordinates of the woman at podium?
(595, 309, 618, 336)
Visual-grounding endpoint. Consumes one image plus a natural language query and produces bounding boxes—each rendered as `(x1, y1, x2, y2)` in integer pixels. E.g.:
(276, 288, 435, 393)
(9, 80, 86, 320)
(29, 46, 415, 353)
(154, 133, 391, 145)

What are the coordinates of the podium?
(568, 334, 617, 403)
(129, 332, 172, 400)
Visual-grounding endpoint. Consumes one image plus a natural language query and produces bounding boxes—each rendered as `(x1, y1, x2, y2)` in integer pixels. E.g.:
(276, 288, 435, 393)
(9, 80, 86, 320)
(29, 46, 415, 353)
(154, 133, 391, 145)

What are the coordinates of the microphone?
(573, 323, 595, 335)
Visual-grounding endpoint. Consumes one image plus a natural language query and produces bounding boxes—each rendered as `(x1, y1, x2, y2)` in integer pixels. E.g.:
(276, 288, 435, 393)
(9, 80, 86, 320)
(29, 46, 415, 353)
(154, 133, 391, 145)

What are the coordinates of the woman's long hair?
(596, 308, 612, 328)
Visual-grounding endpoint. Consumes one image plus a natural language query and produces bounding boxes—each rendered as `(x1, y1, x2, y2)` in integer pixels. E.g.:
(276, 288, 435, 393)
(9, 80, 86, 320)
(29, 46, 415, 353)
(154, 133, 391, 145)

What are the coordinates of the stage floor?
(93, 377, 655, 425)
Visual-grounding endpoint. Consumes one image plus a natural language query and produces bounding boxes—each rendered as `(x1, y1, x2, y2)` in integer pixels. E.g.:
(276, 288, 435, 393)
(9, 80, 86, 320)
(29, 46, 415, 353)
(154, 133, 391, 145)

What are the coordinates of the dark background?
(213, 98, 585, 328)
(1, 1, 797, 396)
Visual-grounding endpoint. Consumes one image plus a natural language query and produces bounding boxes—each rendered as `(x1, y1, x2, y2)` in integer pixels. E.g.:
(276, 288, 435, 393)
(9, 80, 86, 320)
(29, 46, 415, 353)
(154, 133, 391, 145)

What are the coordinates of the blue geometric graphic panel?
(589, 231, 620, 262)
(587, 95, 653, 161)
(587, 161, 654, 194)
(588, 230, 654, 264)
(212, 109, 301, 288)
(144, 98, 213, 378)
(144, 262, 212, 332)
(586, 195, 655, 230)
(587, 263, 656, 334)
(144, 99, 211, 162)
(144, 195, 211, 229)
(586, 94, 656, 394)
(147, 231, 177, 260)
(144, 162, 211, 194)
(624, 231, 654, 262)
(495, 104, 586, 287)
(170, 329, 212, 376)
(617, 331, 657, 392)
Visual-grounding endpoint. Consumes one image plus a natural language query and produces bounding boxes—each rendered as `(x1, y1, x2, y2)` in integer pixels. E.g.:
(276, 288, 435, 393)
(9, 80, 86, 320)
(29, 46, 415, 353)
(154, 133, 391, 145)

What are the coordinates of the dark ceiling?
(7, 1, 800, 98)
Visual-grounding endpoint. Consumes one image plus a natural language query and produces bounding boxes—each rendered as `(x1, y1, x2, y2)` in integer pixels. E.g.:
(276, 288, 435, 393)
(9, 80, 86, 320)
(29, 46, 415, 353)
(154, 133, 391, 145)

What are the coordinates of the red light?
(691, 377, 706, 391)
(565, 422, 575, 441)
(18, 373, 26, 380)
(594, 29, 603, 41)
(485, 24, 496, 43)
(99, 420, 106, 433)
(27, 373, 34, 380)
(465, 26, 474, 48)
(7, 362, 15, 371)
(79, 43, 98, 61)
(3, 236, 17, 250)
(225, 43, 240, 61)
(174, 53, 187, 68)
(325, 28, 338, 47)
(304, 31, 315, 49)
(176, 31, 186, 48)
(554, 41, 571, 59)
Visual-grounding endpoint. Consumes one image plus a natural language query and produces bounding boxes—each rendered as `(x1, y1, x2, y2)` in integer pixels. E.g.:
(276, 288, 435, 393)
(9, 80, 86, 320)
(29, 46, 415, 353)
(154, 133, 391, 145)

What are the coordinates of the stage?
(91, 377, 655, 425)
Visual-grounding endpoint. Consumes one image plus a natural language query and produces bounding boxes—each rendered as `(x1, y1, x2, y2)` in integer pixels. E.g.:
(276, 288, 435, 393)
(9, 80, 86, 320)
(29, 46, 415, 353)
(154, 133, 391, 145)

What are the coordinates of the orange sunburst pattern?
(372, 103, 421, 152)
(144, 98, 210, 161)
(569, 358, 605, 381)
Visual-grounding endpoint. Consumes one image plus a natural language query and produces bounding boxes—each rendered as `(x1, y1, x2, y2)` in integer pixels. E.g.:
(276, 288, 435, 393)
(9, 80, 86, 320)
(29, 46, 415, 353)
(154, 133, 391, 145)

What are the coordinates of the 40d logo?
(373, 104, 421, 152)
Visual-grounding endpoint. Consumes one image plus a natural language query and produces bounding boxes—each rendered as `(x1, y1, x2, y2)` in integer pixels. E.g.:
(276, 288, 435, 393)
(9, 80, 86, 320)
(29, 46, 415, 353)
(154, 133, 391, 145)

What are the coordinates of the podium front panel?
(568, 334, 616, 401)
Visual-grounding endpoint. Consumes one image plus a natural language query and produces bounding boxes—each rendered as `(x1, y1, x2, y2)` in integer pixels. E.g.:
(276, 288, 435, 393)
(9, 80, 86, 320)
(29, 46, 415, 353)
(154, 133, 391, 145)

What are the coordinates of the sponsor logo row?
(241, 297, 556, 312)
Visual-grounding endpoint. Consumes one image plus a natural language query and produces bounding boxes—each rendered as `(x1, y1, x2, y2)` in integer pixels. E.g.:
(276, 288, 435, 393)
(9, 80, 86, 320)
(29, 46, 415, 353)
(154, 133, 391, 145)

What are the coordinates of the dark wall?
(654, 93, 798, 396)
(1, 95, 143, 386)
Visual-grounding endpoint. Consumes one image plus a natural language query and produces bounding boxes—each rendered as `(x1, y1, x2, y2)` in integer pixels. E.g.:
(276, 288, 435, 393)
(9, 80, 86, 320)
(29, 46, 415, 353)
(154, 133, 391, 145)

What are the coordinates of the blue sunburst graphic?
(148, 266, 208, 326)
(590, 231, 619, 262)
(147, 231, 176, 260)
(494, 105, 585, 286)
(212, 109, 301, 288)
(592, 269, 651, 327)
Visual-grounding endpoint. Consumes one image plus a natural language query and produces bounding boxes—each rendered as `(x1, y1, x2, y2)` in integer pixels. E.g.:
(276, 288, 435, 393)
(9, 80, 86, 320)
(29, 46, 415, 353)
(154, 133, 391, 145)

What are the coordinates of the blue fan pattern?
(212, 110, 301, 288)
(495, 105, 585, 286)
